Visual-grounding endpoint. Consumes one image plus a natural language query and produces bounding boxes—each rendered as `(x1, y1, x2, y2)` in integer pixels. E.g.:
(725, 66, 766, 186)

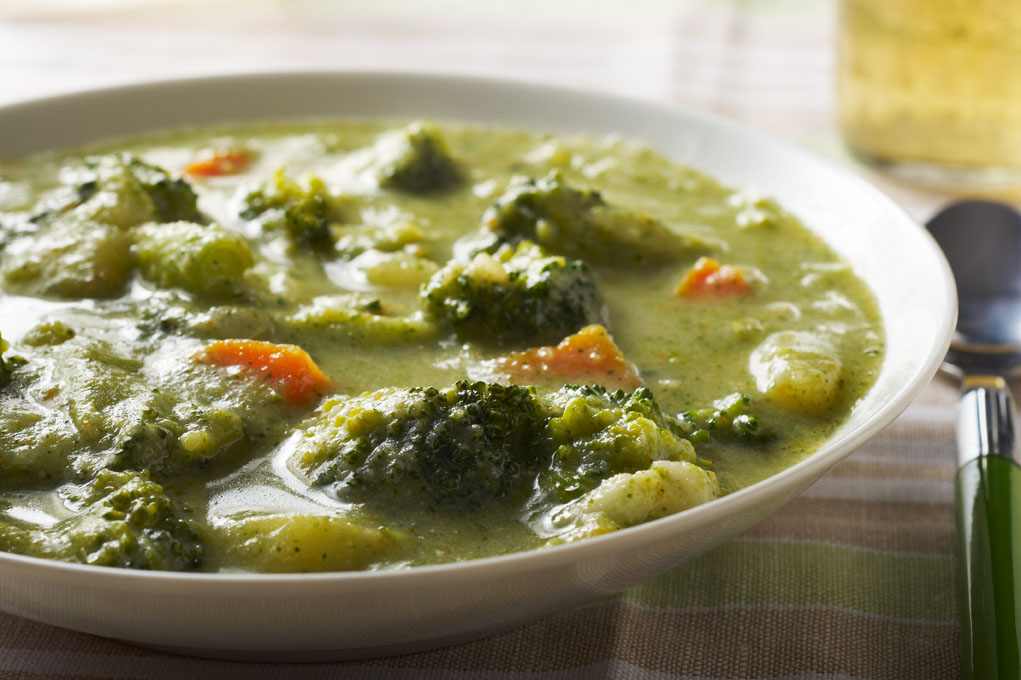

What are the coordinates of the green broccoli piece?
(73, 154, 202, 226)
(0, 333, 11, 388)
(0, 332, 26, 389)
(21, 320, 76, 347)
(122, 155, 203, 223)
(290, 381, 549, 512)
(136, 221, 253, 299)
(373, 121, 461, 194)
(541, 385, 697, 502)
(239, 170, 341, 250)
(47, 470, 203, 570)
(480, 171, 699, 266)
(421, 240, 605, 345)
(675, 392, 775, 443)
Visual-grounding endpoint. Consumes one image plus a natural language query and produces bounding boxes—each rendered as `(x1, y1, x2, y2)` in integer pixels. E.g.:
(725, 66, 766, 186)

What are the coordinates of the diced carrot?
(183, 149, 254, 177)
(197, 340, 332, 406)
(490, 324, 641, 390)
(676, 257, 751, 298)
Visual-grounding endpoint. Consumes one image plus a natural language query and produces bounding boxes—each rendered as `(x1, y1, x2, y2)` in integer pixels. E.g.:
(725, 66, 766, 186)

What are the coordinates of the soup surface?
(0, 121, 883, 572)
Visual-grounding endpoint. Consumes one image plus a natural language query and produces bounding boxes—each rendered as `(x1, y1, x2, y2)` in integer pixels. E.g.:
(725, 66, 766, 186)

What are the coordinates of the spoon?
(927, 200, 1021, 680)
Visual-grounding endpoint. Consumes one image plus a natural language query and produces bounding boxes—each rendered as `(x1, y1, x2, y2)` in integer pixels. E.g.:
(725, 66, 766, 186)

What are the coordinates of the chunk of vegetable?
(1, 220, 133, 299)
(676, 392, 775, 443)
(544, 460, 720, 543)
(48, 469, 204, 570)
(484, 324, 641, 390)
(135, 221, 253, 298)
(749, 330, 842, 413)
(480, 171, 698, 266)
(0, 332, 13, 387)
(216, 513, 399, 573)
(333, 220, 426, 259)
(239, 170, 342, 250)
(422, 240, 605, 345)
(290, 381, 549, 512)
(184, 148, 254, 177)
(69, 154, 203, 226)
(541, 385, 697, 502)
(198, 339, 332, 407)
(676, 256, 751, 298)
(21, 320, 76, 347)
(0, 470, 205, 570)
(1, 334, 295, 481)
(285, 294, 440, 345)
(373, 121, 461, 193)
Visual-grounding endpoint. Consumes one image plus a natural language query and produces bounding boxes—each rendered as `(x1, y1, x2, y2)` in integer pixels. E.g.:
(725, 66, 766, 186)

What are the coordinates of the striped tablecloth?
(0, 1, 1000, 677)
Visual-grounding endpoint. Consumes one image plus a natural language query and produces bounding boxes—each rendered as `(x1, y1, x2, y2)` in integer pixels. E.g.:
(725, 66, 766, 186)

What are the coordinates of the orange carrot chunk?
(198, 340, 332, 406)
(676, 256, 751, 298)
(183, 149, 254, 177)
(492, 324, 641, 390)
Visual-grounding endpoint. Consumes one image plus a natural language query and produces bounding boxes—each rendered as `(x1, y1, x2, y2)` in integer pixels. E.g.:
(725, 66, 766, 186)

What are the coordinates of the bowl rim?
(0, 69, 957, 587)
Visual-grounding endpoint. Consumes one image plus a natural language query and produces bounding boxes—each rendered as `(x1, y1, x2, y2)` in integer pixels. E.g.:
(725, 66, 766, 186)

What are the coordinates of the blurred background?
(3, 1, 898, 201)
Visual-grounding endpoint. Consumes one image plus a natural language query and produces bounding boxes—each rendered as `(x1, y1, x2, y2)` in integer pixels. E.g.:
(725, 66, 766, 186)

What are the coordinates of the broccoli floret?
(50, 470, 203, 570)
(71, 154, 202, 226)
(421, 240, 605, 345)
(675, 392, 775, 443)
(541, 385, 698, 502)
(373, 121, 461, 193)
(0, 470, 204, 570)
(290, 381, 550, 511)
(479, 171, 699, 266)
(122, 156, 203, 223)
(239, 170, 341, 250)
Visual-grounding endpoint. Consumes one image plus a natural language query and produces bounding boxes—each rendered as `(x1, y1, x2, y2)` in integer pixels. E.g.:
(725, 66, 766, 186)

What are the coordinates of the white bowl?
(0, 72, 955, 661)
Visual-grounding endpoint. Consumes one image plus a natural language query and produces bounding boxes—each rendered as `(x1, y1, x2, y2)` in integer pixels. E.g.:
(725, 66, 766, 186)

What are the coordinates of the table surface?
(0, 1, 1011, 678)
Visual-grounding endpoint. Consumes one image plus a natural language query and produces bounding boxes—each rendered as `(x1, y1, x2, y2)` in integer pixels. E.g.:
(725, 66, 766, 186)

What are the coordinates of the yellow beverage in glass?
(837, 0, 1021, 189)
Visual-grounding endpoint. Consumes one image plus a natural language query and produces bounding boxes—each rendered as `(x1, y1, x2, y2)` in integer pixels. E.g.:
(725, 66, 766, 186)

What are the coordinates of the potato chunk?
(545, 460, 720, 543)
(1, 220, 133, 299)
(749, 330, 842, 413)
(217, 514, 399, 572)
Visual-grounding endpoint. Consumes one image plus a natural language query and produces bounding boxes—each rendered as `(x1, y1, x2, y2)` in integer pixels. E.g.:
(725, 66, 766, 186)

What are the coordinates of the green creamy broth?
(0, 120, 883, 573)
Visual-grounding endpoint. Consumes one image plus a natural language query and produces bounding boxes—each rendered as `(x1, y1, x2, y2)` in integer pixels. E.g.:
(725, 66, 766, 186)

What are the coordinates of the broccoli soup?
(0, 121, 882, 572)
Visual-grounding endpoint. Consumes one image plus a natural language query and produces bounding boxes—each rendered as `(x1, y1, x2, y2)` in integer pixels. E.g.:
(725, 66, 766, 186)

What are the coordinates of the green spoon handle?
(956, 380, 1021, 680)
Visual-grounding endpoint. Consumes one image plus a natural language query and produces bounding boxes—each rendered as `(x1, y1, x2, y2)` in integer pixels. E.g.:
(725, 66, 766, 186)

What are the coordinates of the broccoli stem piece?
(481, 171, 700, 266)
(123, 155, 203, 223)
